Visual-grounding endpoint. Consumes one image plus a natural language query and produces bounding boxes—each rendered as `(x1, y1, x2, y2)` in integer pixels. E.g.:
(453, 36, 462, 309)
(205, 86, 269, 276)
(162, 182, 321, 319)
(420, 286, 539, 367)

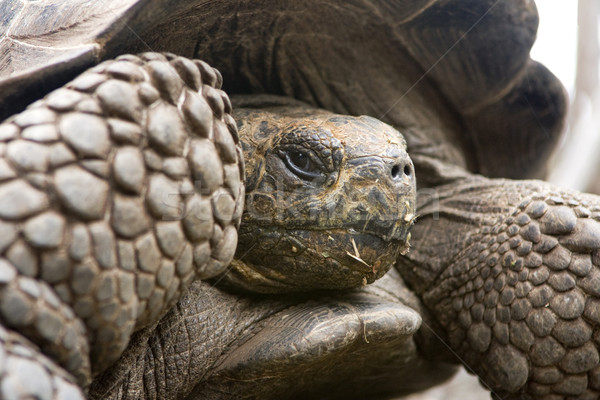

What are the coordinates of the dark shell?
(0, 0, 566, 180)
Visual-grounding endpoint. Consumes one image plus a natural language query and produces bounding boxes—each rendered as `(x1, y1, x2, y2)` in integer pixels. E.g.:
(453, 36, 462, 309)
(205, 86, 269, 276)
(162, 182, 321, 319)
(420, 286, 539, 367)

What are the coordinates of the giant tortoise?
(0, 0, 598, 399)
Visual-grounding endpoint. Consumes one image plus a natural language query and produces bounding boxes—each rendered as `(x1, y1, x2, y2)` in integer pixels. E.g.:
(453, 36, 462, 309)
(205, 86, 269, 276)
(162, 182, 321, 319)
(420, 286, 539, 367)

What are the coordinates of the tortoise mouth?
(273, 218, 413, 243)
(291, 228, 402, 276)
(225, 226, 405, 293)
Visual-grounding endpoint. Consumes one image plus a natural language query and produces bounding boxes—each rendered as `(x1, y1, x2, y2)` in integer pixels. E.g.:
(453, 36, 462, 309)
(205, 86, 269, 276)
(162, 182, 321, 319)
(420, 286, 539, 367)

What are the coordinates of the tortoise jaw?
(383, 216, 415, 255)
(226, 226, 405, 293)
(340, 230, 408, 273)
(337, 233, 403, 278)
(366, 215, 415, 243)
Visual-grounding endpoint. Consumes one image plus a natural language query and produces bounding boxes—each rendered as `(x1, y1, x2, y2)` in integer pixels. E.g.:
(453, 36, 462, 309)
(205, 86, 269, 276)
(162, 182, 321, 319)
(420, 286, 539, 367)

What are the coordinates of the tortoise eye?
(284, 150, 322, 180)
(289, 151, 310, 170)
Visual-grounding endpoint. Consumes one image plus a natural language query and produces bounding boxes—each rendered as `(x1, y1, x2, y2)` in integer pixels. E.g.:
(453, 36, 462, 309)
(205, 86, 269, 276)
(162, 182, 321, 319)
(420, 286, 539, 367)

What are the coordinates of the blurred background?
(538, 0, 599, 193)
(404, 0, 597, 399)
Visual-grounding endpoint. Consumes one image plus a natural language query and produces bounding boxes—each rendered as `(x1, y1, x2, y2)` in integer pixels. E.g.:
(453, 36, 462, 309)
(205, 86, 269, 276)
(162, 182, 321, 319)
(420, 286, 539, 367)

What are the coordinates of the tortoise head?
(219, 96, 416, 293)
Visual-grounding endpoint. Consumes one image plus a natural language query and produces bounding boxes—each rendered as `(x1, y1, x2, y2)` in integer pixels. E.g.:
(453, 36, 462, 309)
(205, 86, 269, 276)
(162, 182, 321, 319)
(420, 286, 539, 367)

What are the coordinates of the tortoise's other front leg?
(89, 269, 457, 400)
(397, 157, 600, 399)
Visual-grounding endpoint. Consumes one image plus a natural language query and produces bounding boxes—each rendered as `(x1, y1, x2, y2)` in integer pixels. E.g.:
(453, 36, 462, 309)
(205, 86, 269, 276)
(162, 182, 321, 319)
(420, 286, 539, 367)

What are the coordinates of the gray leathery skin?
(0, 52, 244, 394)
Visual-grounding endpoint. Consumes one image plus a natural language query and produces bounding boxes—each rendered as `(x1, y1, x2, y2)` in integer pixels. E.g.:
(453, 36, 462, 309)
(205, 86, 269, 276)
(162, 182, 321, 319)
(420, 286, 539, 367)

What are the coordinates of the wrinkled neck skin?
(219, 97, 417, 293)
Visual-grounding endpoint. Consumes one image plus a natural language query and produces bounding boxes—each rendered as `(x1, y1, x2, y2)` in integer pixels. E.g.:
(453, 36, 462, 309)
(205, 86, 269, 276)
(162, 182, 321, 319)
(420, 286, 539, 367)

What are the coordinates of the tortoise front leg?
(0, 52, 244, 397)
(397, 158, 600, 399)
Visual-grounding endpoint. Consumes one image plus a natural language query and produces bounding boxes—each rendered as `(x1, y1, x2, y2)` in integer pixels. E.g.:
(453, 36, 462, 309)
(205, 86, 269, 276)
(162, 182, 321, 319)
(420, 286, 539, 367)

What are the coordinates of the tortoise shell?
(1, 0, 566, 181)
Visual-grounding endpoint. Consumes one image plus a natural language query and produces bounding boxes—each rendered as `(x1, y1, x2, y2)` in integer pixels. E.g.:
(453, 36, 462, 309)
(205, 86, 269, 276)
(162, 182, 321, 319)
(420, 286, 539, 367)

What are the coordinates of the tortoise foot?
(90, 270, 458, 400)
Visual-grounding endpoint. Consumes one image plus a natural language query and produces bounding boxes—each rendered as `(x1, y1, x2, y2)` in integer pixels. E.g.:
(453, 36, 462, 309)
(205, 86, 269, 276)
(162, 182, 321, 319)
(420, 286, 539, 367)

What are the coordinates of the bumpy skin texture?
(0, 53, 244, 396)
(398, 157, 600, 399)
(223, 96, 416, 293)
(0, 324, 82, 399)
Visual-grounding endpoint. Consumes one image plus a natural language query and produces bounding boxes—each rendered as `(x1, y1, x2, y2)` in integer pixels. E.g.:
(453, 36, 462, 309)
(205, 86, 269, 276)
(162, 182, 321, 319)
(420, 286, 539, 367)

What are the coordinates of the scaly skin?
(0, 53, 244, 397)
(398, 156, 600, 399)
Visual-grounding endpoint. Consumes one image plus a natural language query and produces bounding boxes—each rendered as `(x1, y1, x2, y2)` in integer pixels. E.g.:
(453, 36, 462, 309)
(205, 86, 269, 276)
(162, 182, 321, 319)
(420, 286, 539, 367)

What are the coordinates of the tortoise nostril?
(391, 164, 401, 179)
(391, 163, 411, 180)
